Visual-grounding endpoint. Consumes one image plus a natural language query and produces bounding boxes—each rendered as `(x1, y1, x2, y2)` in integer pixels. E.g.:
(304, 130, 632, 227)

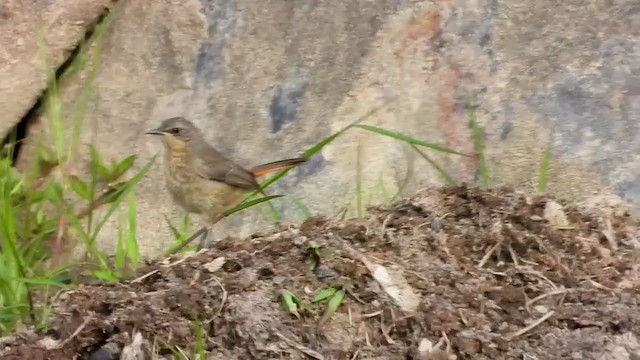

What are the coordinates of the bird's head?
(146, 117, 203, 150)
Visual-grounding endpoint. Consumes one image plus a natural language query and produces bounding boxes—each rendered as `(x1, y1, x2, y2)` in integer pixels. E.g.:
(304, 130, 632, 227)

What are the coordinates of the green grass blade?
(318, 287, 345, 327)
(115, 211, 126, 271)
(410, 144, 457, 186)
(193, 319, 206, 359)
(538, 143, 552, 192)
(92, 269, 118, 283)
(126, 193, 140, 265)
(156, 338, 186, 359)
(292, 197, 312, 219)
(9, 277, 67, 287)
(280, 289, 301, 319)
(336, 206, 349, 221)
(312, 287, 337, 303)
(354, 124, 469, 156)
(223, 195, 285, 218)
(226, 98, 398, 221)
(391, 148, 415, 202)
(376, 173, 391, 203)
(90, 157, 155, 242)
(265, 201, 281, 223)
(466, 104, 490, 189)
(67, 12, 113, 162)
(355, 140, 363, 217)
(163, 213, 186, 242)
(245, 97, 398, 201)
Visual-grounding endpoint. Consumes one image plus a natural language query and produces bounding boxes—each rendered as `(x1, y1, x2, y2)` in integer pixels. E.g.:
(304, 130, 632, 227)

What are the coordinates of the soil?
(2, 184, 640, 360)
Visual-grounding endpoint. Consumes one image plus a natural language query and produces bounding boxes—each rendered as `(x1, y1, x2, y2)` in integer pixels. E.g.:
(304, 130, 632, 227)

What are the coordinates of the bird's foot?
(197, 226, 214, 250)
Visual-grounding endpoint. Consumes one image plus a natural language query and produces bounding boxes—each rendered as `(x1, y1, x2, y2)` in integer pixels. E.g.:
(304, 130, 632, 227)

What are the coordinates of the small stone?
(416, 337, 453, 360)
(596, 246, 612, 258)
(543, 200, 569, 227)
(292, 236, 308, 246)
(89, 343, 120, 360)
(121, 332, 145, 360)
(431, 219, 443, 232)
(203, 257, 226, 273)
(37, 337, 59, 350)
(418, 338, 434, 353)
(0, 336, 16, 347)
(534, 305, 549, 314)
(272, 275, 286, 285)
(314, 265, 338, 280)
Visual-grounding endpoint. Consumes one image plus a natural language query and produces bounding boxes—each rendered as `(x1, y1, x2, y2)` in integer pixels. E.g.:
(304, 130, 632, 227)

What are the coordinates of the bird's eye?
(170, 127, 181, 134)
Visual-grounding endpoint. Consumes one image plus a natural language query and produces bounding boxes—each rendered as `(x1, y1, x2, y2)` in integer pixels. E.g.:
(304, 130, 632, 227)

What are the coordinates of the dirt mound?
(2, 185, 640, 360)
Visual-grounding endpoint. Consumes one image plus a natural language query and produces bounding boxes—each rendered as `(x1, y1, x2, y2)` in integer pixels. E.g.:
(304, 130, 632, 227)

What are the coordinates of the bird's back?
(190, 139, 261, 191)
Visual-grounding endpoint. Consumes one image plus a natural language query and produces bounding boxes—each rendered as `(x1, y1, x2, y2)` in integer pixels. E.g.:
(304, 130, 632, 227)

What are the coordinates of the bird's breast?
(162, 150, 246, 217)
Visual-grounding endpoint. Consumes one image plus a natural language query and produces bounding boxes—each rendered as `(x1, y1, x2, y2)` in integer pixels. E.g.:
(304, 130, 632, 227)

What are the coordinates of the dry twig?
(210, 277, 228, 316)
(130, 269, 159, 284)
(602, 219, 617, 252)
(55, 316, 93, 349)
(525, 289, 569, 315)
(479, 240, 502, 268)
(516, 267, 558, 290)
(504, 310, 555, 341)
(275, 332, 325, 360)
(508, 245, 520, 267)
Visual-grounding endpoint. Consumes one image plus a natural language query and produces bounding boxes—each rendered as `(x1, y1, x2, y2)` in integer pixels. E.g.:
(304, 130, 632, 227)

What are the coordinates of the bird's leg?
(196, 226, 212, 250)
(196, 213, 225, 250)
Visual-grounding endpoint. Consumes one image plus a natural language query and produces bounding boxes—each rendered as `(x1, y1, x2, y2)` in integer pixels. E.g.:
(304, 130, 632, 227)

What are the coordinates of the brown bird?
(146, 116, 306, 252)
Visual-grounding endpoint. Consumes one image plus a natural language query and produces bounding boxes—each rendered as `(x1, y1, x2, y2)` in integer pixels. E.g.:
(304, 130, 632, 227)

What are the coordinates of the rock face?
(0, 0, 113, 138)
(7, 0, 640, 257)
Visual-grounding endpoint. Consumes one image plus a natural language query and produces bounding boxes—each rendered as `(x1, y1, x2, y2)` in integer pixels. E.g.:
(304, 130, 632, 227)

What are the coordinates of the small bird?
(146, 116, 306, 251)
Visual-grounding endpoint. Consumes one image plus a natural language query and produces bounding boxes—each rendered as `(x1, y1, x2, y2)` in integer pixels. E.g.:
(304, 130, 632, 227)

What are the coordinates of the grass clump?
(278, 285, 346, 329)
(0, 12, 154, 334)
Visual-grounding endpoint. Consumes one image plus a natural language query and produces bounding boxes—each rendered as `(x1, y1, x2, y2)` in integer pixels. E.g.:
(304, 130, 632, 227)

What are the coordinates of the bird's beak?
(145, 127, 165, 136)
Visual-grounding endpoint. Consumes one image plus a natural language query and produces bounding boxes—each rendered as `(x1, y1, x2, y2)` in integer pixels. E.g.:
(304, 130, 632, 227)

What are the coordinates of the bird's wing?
(191, 146, 260, 190)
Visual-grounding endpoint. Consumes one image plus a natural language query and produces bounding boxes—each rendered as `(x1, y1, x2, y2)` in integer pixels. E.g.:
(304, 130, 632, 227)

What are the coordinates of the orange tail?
(250, 157, 307, 177)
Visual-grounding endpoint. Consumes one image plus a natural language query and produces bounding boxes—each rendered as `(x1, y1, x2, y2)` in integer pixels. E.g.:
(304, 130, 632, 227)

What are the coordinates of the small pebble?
(313, 265, 338, 280)
(431, 219, 443, 232)
(533, 305, 549, 314)
(292, 236, 308, 246)
(272, 275, 286, 285)
(89, 343, 120, 360)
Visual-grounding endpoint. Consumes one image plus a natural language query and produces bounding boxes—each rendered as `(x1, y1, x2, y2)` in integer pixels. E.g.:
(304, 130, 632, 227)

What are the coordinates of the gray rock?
(0, 0, 113, 138)
(6, 0, 640, 257)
